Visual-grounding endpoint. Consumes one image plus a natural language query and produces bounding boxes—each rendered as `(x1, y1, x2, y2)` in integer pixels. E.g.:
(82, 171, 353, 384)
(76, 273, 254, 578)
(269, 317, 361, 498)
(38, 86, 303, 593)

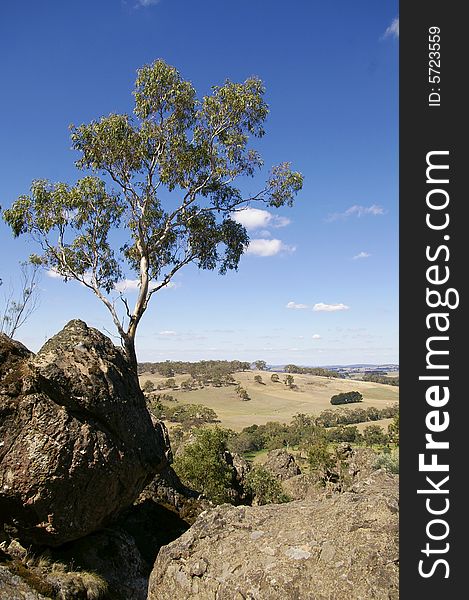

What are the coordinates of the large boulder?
(262, 449, 301, 481)
(0, 320, 169, 546)
(148, 470, 399, 599)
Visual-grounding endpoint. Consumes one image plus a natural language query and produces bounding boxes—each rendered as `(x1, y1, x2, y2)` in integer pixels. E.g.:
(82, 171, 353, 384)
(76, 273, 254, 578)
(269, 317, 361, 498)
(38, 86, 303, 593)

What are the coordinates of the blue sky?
(0, 1, 398, 365)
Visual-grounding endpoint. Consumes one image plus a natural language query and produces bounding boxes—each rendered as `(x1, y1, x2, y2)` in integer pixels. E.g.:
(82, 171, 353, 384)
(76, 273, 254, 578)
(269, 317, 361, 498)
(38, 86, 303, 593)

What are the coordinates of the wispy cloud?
(383, 17, 399, 39)
(313, 302, 350, 312)
(135, 0, 161, 7)
(286, 301, 309, 310)
(352, 251, 371, 260)
(312, 334, 322, 339)
(246, 238, 295, 257)
(114, 279, 177, 293)
(158, 330, 177, 336)
(327, 204, 385, 222)
(232, 207, 291, 230)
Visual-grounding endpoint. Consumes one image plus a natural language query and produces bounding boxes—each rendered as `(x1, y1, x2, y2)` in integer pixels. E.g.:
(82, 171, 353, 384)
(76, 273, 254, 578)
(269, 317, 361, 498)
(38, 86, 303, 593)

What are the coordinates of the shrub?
(245, 466, 290, 505)
(271, 373, 280, 383)
(363, 424, 388, 446)
(373, 449, 399, 473)
(173, 427, 234, 503)
(254, 374, 264, 385)
(141, 379, 155, 393)
(388, 413, 399, 445)
(326, 425, 362, 444)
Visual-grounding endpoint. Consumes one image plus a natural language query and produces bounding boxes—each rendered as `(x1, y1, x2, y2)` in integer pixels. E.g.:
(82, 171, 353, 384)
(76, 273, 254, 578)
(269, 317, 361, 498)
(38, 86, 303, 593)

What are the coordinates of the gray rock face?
(0, 320, 169, 546)
(262, 449, 301, 481)
(148, 470, 399, 600)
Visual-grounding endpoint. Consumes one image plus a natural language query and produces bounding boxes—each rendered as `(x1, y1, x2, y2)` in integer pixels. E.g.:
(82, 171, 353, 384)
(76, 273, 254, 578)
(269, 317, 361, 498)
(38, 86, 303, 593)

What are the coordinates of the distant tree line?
(362, 373, 399, 386)
(148, 401, 220, 428)
(228, 404, 399, 454)
(138, 359, 251, 378)
(284, 364, 342, 378)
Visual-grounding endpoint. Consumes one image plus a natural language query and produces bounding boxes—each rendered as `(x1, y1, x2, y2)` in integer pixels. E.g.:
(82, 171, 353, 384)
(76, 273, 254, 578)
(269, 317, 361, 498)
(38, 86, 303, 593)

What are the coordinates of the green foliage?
(373, 449, 399, 473)
(164, 377, 176, 389)
(270, 373, 280, 383)
(330, 391, 363, 405)
(326, 425, 362, 444)
(307, 438, 336, 474)
(284, 364, 342, 377)
(180, 378, 194, 390)
(141, 380, 155, 393)
(160, 403, 219, 428)
(388, 413, 399, 445)
(254, 374, 264, 384)
(235, 384, 251, 401)
(138, 359, 249, 380)
(362, 424, 389, 446)
(245, 467, 290, 505)
(3, 59, 302, 366)
(283, 374, 294, 387)
(254, 360, 267, 370)
(362, 373, 399, 386)
(315, 404, 398, 427)
(173, 427, 233, 504)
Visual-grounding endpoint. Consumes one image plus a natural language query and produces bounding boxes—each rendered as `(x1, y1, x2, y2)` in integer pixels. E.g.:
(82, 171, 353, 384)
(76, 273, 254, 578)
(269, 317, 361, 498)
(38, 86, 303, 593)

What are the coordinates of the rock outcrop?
(138, 465, 211, 523)
(0, 320, 169, 546)
(148, 470, 399, 600)
(262, 449, 301, 480)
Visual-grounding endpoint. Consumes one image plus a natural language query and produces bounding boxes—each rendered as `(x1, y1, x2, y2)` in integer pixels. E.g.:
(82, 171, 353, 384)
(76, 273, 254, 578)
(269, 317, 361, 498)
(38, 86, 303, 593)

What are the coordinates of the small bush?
(245, 467, 290, 505)
(141, 380, 155, 393)
(173, 427, 233, 504)
(373, 450, 399, 474)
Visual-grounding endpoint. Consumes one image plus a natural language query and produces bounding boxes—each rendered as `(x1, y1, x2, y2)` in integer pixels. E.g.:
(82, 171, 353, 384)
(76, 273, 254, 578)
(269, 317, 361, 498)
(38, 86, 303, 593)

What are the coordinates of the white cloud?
(232, 207, 290, 230)
(246, 239, 295, 257)
(327, 204, 385, 222)
(47, 269, 93, 286)
(286, 301, 309, 310)
(313, 303, 350, 312)
(46, 268, 64, 279)
(383, 17, 399, 39)
(135, 0, 160, 7)
(312, 334, 322, 339)
(114, 279, 177, 293)
(114, 278, 140, 292)
(158, 330, 177, 336)
(352, 251, 371, 260)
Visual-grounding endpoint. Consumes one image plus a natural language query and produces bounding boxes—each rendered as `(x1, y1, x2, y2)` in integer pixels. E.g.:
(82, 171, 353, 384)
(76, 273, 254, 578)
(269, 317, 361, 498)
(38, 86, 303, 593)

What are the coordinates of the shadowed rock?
(0, 320, 169, 546)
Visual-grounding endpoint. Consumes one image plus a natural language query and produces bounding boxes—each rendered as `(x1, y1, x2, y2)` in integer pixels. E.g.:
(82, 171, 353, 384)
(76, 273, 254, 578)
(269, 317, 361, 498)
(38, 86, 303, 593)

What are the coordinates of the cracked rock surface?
(148, 469, 398, 600)
(0, 321, 169, 546)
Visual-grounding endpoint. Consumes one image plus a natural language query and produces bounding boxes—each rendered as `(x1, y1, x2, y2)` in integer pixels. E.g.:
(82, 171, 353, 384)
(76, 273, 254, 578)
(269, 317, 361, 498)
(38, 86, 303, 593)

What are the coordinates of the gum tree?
(3, 60, 302, 370)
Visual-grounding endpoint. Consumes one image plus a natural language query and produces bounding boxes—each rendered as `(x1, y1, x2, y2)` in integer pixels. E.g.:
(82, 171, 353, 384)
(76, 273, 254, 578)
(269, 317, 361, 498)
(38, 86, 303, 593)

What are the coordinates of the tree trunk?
(123, 334, 138, 374)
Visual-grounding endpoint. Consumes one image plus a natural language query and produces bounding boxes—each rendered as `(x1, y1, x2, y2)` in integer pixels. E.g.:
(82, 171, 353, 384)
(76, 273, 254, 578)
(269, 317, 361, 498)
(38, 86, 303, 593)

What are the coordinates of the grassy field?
(139, 370, 399, 432)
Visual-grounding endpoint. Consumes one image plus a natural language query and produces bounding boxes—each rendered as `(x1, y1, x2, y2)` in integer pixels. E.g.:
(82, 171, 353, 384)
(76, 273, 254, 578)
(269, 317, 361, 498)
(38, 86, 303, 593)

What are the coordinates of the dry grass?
(7, 551, 108, 600)
(140, 370, 399, 431)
